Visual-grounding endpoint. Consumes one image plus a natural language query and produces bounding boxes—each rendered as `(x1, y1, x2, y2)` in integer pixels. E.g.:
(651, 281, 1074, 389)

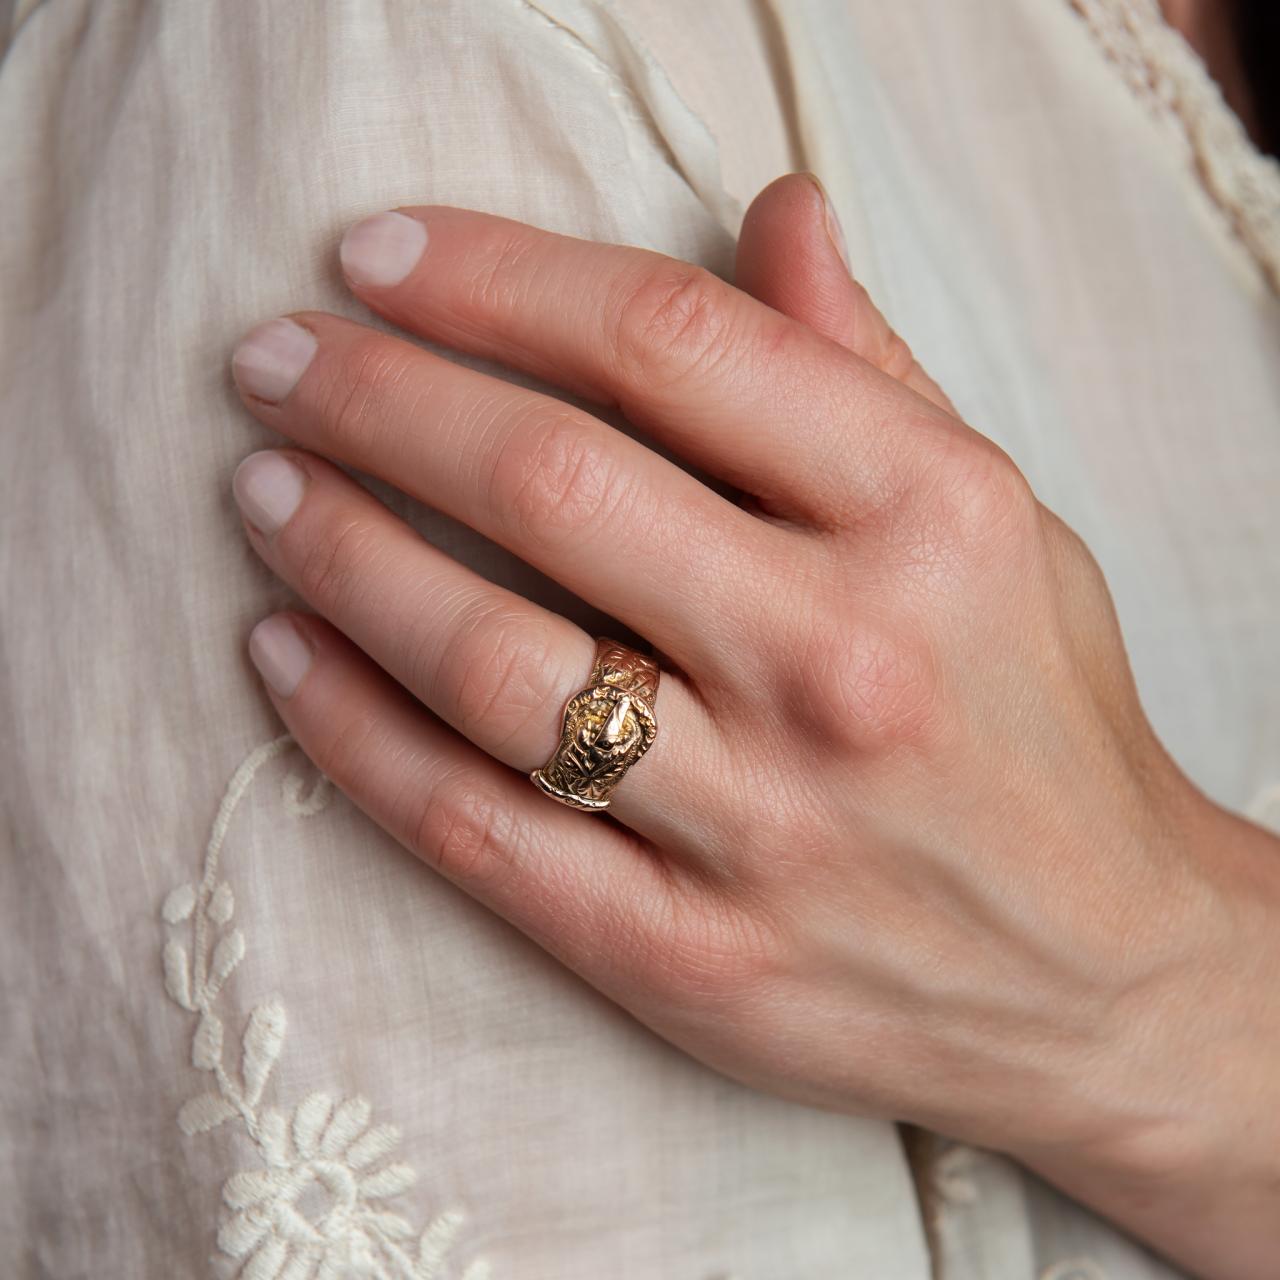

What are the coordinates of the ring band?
(530, 637, 660, 811)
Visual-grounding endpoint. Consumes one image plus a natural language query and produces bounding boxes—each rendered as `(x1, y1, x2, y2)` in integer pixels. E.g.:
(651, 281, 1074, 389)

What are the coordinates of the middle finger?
(337, 205, 956, 524)
(231, 312, 776, 667)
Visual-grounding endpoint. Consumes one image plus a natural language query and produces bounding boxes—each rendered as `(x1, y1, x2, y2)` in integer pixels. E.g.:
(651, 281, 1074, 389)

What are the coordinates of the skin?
(229, 174, 1280, 1279)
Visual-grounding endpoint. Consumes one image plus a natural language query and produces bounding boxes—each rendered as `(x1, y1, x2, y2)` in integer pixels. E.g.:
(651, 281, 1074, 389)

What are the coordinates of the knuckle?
(305, 708, 382, 797)
(647, 894, 785, 1010)
(489, 410, 635, 550)
(902, 428, 1038, 551)
(610, 259, 738, 391)
(429, 605, 564, 757)
(413, 773, 520, 888)
(294, 514, 380, 612)
(792, 611, 940, 754)
(317, 337, 419, 457)
(461, 231, 540, 320)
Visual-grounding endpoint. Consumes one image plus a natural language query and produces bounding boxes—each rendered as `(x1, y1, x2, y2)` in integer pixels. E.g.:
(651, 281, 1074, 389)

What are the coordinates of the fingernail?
(249, 614, 313, 698)
(233, 450, 306, 536)
(340, 210, 428, 288)
(232, 318, 317, 404)
(806, 172, 850, 273)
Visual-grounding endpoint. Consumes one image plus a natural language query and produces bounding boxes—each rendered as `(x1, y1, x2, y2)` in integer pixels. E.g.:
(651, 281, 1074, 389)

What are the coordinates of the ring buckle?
(530, 638, 659, 811)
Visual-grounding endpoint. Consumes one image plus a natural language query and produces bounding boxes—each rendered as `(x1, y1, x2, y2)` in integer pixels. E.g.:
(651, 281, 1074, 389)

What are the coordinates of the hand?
(229, 174, 1280, 1279)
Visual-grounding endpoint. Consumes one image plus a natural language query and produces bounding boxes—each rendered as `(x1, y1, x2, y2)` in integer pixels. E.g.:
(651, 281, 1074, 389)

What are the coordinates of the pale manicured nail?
(807, 172, 850, 273)
(232, 318, 317, 404)
(340, 210, 428, 287)
(249, 615, 313, 698)
(233, 450, 306, 535)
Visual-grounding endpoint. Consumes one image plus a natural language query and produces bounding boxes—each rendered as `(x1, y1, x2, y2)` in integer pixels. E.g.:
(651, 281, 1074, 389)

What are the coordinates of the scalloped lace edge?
(1068, 0, 1280, 293)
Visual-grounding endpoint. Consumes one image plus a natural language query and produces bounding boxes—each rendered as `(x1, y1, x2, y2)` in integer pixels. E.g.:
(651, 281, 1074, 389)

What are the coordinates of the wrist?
(1021, 793, 1280, 1279)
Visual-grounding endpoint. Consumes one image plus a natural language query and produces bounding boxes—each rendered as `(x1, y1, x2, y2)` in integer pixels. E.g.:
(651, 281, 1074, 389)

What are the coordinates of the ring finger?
(250, 610, 685, 993)
(232, 446, 726, 850)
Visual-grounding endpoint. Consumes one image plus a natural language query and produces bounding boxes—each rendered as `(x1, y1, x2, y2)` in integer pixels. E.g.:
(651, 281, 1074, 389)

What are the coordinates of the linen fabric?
(2, 2, 1276, 1278)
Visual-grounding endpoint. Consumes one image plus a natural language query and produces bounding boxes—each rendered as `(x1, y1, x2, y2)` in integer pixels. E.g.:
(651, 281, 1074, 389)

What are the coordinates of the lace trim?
(1068, 0, 1280, 293)
(160, 735, 492, 1280)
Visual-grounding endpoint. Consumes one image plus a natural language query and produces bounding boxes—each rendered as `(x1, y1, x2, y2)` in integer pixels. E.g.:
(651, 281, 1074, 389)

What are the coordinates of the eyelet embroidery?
(160, 734, 492, 1280)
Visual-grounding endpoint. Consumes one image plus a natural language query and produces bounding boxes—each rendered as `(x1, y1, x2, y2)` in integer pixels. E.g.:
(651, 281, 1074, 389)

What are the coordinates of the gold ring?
(530, 637, 660, 811)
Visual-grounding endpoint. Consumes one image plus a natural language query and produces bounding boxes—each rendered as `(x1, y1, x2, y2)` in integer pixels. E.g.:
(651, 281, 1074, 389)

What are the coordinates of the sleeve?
(0, 5, 933, 1279)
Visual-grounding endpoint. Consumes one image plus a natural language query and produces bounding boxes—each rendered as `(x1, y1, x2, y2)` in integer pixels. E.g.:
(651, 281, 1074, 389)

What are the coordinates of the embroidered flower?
(163, 734, 739, 1279)
(160, 735, 490, 1279)
(213, 1090, 435, 1279)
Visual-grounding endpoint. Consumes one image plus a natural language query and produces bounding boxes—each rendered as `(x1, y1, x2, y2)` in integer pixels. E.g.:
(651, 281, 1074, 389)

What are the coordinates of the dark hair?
(1236, 0, 1278, 154)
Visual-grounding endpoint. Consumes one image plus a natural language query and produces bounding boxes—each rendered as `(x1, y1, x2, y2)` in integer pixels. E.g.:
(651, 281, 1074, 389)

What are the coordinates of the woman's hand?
(229, 174, 1280, 1279)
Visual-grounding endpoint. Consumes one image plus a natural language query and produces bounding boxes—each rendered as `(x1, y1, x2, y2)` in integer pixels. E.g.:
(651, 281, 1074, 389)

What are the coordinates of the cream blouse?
(1, 2, 1276, 1278)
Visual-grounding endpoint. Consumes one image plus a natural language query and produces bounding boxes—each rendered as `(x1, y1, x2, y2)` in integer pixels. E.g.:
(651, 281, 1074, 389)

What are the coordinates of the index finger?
(336, 206, 951, 524)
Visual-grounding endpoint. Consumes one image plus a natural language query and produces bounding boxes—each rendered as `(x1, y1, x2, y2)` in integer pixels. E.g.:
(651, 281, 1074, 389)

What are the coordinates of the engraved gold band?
(530, 638, 660, 811)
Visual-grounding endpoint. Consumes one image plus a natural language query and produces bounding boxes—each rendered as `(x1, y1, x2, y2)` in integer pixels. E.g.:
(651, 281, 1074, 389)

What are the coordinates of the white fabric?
(2, 2, 1276, 1278)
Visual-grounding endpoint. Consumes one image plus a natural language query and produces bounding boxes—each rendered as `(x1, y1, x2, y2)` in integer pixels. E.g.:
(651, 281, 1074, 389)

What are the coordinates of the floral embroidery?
(161, 734, 491, 1279)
